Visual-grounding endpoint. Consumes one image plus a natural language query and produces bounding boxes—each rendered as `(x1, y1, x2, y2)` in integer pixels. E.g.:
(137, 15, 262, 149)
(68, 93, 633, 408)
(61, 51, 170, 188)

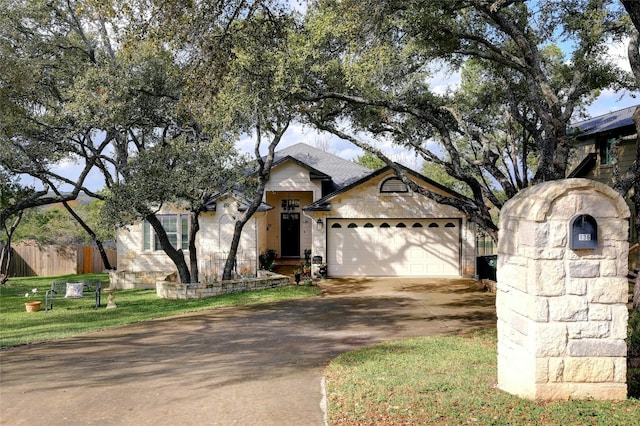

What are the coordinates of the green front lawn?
(325, 330, 640, 426)
(0, 273, 321, 349)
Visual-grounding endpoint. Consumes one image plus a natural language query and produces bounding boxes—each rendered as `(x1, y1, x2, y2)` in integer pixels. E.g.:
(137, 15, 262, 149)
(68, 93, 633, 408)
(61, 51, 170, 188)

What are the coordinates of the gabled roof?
(273, 143, 371, 190)
(571, 104, 639, 139)
(272, 155, 332, 181)
(304, 163, 465, 211)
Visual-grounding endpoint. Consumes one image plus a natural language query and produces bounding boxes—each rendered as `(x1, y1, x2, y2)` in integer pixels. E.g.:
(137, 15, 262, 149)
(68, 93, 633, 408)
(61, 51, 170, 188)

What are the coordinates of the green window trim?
(599, 138, 616, 165)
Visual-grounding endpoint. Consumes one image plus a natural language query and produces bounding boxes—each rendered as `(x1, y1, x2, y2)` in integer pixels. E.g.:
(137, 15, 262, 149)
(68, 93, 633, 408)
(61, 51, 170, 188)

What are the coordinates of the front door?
(281, 213, 300, 257)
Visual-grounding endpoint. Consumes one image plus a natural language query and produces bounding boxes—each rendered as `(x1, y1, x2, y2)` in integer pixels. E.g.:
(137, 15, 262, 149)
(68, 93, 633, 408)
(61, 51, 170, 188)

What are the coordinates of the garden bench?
(45, 279, 102, 312)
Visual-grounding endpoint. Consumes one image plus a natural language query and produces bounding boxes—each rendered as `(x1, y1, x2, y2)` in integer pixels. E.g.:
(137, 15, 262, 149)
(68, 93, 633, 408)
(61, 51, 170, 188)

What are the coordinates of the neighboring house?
(116, 143, 476, 278)
(568, 104, 639, 243)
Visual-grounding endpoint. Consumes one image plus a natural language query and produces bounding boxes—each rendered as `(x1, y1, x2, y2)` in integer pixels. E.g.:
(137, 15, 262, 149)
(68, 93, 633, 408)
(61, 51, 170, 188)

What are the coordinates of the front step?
(273, 258, 304, 278)
(274, 258, 303, 266)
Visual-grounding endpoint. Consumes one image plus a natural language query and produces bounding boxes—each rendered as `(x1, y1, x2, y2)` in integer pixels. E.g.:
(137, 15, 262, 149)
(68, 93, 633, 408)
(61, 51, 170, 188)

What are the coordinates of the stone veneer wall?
(156, 272, 292, 299)
(496, 179, 630, 401)
(109, 270, 173, 289)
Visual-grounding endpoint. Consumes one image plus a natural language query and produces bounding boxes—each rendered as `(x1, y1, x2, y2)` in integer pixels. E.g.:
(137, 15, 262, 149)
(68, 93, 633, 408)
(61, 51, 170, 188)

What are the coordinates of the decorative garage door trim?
(327, 218, 461, 277)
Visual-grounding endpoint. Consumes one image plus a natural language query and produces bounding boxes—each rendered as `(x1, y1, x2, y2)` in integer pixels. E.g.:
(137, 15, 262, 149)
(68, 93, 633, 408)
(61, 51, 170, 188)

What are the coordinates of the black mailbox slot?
(569, 214, 598, 250)
(312, 255, 323, 264)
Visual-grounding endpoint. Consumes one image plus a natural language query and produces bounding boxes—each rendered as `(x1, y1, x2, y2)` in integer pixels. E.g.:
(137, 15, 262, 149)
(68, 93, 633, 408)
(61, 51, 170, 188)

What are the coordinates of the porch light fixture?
(316, 218, 323, 231)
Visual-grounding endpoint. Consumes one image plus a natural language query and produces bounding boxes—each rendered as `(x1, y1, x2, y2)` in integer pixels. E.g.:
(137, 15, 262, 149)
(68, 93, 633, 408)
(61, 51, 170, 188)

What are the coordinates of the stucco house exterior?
(568, 104, 639, 243)
(116, 143, 477, 280)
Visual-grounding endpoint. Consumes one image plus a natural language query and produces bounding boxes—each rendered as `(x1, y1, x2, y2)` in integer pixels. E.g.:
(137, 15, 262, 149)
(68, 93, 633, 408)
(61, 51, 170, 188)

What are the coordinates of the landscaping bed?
(156, 271, 291, 299)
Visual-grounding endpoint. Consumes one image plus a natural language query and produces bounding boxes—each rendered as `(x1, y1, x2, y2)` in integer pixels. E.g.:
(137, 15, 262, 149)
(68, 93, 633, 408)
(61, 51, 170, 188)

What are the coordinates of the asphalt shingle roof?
(571, 104, 639, 138)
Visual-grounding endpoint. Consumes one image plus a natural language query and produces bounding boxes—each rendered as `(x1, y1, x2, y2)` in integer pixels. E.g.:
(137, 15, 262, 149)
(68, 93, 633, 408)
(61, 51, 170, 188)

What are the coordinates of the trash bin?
(477, 255, 497, 281)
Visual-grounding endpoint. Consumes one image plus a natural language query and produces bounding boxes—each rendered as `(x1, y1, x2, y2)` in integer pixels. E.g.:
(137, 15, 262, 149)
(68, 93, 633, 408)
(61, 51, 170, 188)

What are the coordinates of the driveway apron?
(0, 278, 496, 425)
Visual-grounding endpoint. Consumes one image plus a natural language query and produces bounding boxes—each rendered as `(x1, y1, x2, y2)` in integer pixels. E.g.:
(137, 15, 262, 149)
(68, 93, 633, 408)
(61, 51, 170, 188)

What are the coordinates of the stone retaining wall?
(156, 272, 292, 299)
(109, 270, 173, 289)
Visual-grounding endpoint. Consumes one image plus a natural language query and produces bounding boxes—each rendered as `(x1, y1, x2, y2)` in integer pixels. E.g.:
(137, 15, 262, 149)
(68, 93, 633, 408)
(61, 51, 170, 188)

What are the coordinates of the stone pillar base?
(496, 179, 630, 401)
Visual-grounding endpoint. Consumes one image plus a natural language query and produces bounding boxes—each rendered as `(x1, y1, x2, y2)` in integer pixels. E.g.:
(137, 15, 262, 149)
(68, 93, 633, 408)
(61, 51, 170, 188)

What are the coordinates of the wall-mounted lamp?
(316, 218, 323, 231)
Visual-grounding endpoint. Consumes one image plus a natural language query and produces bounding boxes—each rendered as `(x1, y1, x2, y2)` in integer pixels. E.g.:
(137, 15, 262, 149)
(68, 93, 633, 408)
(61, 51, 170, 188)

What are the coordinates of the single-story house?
(568, 104, 639, 243)
(116, 143, 477, 279)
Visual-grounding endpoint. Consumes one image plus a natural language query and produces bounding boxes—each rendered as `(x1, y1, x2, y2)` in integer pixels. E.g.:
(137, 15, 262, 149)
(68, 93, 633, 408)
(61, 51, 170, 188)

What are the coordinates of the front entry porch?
(264, 191, 315, 260)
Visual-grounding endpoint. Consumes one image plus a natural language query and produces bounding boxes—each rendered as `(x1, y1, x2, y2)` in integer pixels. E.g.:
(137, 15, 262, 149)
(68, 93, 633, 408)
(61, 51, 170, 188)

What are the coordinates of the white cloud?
(587, 37, 639, 116)
(606, 37, 631, 72)
(588, 90, 638, 116)
(428, 61, 461, 95)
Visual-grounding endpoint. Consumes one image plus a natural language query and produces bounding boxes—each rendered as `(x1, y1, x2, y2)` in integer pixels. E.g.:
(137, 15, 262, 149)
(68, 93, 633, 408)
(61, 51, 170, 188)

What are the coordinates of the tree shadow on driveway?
(0, 277, 496, 425)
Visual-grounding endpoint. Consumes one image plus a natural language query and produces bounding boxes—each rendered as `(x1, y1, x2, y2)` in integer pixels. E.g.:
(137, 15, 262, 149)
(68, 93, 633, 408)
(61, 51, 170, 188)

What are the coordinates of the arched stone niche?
(496, 178, 630, 400)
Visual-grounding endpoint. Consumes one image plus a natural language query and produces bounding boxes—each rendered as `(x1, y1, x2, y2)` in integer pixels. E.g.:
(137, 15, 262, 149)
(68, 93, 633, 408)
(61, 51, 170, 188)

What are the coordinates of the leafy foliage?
(353, 151, 386, 170)
(11, 199, 114, 246)
(300, 0, 633, 240)
(259, 249, 278, 271)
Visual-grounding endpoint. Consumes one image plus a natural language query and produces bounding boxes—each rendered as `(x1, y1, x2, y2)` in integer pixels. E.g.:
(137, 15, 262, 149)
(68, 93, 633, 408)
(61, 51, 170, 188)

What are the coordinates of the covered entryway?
(327, 218, 461, 277)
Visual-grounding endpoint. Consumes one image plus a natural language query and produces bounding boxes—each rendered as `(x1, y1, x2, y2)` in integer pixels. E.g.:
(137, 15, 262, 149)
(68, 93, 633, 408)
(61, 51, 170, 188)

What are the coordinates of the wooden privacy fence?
(476, 232, 497, 256)
(4, 242, 117, 277)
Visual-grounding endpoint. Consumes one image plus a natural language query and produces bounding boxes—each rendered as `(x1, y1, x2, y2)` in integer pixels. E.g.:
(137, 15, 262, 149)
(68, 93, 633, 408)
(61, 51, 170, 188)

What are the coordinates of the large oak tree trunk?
(145, 214, 191, 283)
(189, 211, 201, 283)
(221, 122, 288, 281)
(1, 211, 23, 284)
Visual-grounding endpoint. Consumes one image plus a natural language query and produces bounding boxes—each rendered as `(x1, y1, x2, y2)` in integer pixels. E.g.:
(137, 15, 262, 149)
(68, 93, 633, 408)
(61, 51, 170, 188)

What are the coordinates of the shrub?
(259, 249, 277, 271)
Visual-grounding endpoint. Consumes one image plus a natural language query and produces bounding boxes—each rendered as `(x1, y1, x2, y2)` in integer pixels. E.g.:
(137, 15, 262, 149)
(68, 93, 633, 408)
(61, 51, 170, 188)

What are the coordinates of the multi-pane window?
(143, 214, 189, 251)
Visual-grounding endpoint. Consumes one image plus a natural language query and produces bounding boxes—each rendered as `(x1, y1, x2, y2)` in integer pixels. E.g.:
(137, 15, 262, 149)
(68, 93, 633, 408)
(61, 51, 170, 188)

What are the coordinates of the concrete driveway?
(0, 277, 496, 426)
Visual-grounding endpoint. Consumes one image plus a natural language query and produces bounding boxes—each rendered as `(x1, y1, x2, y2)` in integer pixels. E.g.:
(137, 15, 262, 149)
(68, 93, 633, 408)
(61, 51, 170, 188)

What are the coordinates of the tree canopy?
(353, 151, 386, 170)
(298, 0, 633, 239)
(2, 0, 639, 283)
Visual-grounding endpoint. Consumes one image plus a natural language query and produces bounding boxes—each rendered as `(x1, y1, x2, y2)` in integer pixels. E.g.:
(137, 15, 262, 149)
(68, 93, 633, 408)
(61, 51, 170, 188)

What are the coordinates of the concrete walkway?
(0, 278, 496, 425)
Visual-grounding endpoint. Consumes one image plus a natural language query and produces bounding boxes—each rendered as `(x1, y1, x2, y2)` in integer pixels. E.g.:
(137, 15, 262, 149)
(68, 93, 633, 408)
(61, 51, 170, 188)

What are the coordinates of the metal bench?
(45, 279, 102, 312)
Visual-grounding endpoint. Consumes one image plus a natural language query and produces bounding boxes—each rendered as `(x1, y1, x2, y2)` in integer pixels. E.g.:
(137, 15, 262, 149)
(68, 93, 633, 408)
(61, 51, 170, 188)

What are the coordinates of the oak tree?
(300, 0, 631, 240)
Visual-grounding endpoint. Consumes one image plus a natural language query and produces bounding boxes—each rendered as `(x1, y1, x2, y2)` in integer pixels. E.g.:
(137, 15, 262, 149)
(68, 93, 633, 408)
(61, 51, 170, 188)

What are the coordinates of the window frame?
(379, 177, 409, 194)
(143, 214, 190, 252)
(598, 137, 616, 166)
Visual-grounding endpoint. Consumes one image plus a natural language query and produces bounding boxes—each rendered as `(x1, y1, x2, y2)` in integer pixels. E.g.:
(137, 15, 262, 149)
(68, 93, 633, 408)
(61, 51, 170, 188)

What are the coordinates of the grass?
(325, 330, 640, 426)
(0, 273, 321, 349)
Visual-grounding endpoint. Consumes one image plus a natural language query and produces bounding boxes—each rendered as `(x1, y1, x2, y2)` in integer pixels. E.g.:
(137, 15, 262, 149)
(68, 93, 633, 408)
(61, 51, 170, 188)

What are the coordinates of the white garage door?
(327, 219, 461, 277)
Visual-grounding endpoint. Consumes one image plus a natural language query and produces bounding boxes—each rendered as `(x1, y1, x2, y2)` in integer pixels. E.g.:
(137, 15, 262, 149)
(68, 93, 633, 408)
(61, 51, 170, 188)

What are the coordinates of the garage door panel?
(328, 219, 460, 277)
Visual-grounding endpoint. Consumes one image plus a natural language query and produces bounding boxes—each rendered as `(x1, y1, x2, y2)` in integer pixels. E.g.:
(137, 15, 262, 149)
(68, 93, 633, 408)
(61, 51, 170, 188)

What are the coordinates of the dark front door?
(281, 213, 300, 257)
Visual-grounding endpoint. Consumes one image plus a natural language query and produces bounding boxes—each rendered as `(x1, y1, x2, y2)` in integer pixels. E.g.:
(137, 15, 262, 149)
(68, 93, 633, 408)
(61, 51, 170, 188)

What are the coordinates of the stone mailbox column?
(496, 179, 630, 400)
